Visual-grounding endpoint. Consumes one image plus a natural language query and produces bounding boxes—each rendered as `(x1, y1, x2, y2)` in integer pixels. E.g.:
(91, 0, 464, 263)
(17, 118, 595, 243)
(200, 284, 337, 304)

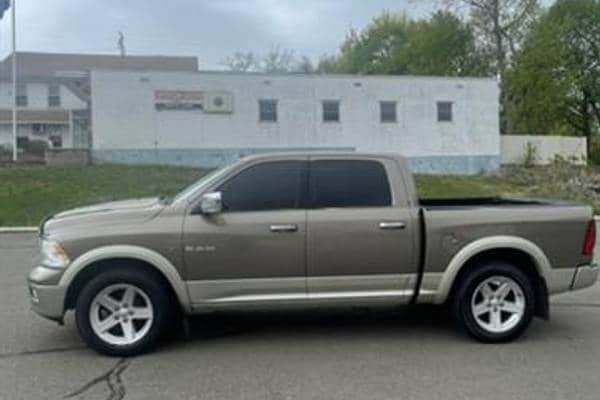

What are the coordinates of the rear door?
(306, 157, 417, 301)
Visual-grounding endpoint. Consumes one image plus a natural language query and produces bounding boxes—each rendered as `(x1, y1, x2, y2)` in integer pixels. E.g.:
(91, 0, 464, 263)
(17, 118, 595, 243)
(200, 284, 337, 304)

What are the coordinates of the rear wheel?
(452, 261, 535, 343)
(75, 268, 172, 356)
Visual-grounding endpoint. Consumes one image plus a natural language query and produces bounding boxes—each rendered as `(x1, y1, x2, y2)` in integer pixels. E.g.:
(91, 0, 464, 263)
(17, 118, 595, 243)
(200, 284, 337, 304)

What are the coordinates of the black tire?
(75, 268, 173, 356)
(451, 260, 536, 343)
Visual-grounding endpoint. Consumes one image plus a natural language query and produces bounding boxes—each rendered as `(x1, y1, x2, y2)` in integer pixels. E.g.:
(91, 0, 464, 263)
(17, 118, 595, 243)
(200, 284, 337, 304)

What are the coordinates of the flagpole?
(11, 0, 16, 162)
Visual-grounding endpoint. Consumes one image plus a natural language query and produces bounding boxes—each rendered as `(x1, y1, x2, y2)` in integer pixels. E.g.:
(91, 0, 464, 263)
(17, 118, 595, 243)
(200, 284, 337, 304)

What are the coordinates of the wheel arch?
(435, 236, 550, 318)
(61, 245, 191, 313)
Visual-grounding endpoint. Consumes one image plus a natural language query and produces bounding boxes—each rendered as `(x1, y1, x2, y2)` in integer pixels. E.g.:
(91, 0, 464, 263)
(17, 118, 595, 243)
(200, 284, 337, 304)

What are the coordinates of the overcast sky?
(0, 0, 439, 69)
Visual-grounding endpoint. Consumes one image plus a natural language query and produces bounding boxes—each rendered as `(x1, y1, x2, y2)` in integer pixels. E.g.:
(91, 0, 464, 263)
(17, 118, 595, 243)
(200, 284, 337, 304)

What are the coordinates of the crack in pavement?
(63, 358, 130, 400)
(0, 345, 86, 359)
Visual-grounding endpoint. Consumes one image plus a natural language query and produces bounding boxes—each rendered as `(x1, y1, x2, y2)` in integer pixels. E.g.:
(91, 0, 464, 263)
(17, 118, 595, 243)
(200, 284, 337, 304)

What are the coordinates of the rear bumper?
(570, 263, 599, 291)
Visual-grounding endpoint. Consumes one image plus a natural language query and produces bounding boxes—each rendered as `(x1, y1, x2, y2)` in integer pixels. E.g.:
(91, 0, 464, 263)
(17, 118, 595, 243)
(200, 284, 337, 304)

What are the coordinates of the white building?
(91, 70, 500, 174)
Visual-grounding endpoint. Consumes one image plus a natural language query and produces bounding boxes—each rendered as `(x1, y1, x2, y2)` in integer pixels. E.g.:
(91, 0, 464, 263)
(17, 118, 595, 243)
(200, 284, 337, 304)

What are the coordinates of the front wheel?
(75, 268, 172, 356)
(452, 261, 535, 343)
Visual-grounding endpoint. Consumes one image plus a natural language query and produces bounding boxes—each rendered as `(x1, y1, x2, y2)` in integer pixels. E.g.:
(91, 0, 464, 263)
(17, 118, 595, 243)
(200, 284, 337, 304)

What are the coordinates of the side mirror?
(196, 191, 222, 215)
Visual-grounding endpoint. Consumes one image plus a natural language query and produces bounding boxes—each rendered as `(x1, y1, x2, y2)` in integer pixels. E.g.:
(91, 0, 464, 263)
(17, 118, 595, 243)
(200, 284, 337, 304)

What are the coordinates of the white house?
(0, 52, 198, 152)
(90, 70, 500, 174)
(0, 80, 87, 149)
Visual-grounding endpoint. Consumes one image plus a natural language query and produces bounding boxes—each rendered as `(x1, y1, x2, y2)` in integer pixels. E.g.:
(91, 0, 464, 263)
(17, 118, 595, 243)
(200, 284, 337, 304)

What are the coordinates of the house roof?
(0, 51, 198, 80)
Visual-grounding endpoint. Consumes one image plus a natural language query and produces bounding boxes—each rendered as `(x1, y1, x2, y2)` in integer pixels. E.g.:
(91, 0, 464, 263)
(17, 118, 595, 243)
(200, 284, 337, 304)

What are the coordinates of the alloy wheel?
(470, 275, 526, 334)
(89, 283, 154, 346)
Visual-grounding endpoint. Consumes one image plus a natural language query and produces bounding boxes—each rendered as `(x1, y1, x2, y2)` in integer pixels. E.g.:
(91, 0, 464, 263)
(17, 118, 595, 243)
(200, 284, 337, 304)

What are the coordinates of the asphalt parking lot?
(1, 233, 600, 400)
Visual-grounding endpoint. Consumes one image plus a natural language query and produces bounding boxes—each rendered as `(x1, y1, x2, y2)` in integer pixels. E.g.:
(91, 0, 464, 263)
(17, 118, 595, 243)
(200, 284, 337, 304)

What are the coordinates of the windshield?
(172, 163, 235, 203)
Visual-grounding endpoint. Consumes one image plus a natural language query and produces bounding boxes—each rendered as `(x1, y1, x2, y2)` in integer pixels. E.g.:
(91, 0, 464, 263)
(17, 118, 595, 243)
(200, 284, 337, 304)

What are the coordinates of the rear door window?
(309, 160, 391, 208)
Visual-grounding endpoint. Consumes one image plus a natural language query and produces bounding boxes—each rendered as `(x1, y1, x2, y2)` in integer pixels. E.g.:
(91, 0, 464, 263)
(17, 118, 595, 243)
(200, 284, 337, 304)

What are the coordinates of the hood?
(42, 197, 166, 236)
(52, 197, 163, 219)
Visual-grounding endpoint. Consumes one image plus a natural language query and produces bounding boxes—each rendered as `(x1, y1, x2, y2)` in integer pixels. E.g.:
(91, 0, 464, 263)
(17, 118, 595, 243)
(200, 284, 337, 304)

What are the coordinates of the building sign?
(154, 90, 204, 111)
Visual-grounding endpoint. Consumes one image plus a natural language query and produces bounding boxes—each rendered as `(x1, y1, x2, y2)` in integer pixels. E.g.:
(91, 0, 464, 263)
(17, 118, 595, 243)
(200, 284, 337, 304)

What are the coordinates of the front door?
(183, 159, 308, 305)
(306, 158, 417, 301)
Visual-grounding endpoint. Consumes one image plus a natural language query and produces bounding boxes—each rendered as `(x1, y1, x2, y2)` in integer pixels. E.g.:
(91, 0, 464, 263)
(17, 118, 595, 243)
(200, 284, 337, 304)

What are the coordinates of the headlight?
(41, 239, 70, 269)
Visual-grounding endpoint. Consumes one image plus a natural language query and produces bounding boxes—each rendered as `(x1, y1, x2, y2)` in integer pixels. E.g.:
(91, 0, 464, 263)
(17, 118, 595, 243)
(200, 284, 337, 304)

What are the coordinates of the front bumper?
(570, 263, 599, 291)
(28, 265, 67, 323)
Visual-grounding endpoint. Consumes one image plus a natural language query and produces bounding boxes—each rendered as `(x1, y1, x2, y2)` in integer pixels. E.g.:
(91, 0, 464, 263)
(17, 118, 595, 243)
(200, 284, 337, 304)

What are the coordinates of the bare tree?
(296, 56, 315, 74)
(222, 47, 315, 74)
(438, 0, 540, 75)
(260, 46, 297, 73)
(222, 51, 257, 72)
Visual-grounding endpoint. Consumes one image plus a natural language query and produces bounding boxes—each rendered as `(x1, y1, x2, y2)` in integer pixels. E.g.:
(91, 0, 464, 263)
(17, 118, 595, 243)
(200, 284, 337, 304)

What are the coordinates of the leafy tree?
(504, 0, 600, 153)
(317, 13, 412, 74)
(316, 54, 339, 74)
(317, 11, 488, 77)
(404, 11, 490, 76)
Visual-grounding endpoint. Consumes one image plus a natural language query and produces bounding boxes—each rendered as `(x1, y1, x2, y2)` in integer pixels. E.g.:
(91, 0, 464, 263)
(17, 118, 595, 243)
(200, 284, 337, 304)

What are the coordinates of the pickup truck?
(28, 152, 599, 355)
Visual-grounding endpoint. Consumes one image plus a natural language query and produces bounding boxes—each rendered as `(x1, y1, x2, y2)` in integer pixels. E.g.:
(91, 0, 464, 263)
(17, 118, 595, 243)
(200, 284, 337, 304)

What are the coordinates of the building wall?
(501, 135, 587, 165)
(91, 70, 500, 174)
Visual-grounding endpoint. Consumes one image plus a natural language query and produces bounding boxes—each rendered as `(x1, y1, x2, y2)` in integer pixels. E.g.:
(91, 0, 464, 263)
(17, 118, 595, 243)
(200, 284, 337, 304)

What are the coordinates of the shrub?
(523, 142, 538, 168)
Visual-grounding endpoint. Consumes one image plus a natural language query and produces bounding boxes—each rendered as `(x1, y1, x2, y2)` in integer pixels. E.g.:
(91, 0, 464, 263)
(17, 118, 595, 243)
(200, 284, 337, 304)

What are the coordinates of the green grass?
(0, 164, 592, 226)
(414, 174, 526, 199)
(0, 165, 208, 226)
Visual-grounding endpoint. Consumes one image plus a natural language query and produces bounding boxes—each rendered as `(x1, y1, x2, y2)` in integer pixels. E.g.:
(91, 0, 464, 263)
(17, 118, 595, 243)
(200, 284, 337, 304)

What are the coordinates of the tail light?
(583, 220, 596, 256)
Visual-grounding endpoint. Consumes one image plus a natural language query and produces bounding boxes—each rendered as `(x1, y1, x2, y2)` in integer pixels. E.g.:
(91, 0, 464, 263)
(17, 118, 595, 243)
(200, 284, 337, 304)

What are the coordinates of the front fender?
(60, 245, 191, 313)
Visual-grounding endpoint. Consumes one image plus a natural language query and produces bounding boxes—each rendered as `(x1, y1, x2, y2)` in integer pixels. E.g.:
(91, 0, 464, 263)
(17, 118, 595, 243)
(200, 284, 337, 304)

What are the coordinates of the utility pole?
(11, 0, 16, 161)
(118, 31, 125, 58)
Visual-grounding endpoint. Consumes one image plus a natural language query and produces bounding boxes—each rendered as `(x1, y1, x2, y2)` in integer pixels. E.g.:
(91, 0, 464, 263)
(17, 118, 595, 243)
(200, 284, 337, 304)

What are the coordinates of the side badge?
(185, 245, 216, 253)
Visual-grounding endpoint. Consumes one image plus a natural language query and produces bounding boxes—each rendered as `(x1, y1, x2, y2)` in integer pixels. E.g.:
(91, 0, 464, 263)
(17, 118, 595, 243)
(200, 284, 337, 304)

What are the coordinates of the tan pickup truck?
(28, 153, 599, 355)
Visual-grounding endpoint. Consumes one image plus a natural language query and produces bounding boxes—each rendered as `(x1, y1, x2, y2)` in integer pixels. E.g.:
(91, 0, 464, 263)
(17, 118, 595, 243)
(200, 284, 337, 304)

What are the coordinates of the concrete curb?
(0, 227, 38, 233)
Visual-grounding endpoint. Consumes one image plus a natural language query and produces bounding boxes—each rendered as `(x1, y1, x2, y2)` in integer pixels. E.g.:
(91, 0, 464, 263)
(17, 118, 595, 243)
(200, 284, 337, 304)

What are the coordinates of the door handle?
(270, 224, 298, 233)
(378, 221, 406, 230)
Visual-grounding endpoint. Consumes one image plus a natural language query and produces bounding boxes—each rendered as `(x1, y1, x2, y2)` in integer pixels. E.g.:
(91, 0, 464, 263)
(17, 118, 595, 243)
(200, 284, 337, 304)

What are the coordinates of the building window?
(322, 100, 340, 122)
(437, 101, 453, 122)
(259, 99, 277, 122)
(16, 83, 27, 107)
(48, 83, 61, 107)
(380, 101, 397, 123)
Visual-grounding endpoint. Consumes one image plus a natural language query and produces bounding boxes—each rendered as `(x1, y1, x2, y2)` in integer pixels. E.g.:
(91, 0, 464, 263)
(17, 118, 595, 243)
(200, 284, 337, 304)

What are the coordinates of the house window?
(380, 101, 397, 123)
(437, 101, 453, 122)
(259, 99, 277, 122)
(48, 83, 61, 107)
(322, 100, 340, 122)
(16, 83, 27, 107)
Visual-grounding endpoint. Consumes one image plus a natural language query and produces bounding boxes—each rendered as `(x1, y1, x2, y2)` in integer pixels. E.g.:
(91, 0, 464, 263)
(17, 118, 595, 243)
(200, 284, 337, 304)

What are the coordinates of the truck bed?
(417, 197, 592, 280)
(419, 197, 576, 209)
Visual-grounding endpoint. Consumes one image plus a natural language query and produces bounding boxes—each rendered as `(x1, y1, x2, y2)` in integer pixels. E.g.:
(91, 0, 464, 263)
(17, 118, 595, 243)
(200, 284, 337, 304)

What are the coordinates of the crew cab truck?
(28, 153, 599, 355)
